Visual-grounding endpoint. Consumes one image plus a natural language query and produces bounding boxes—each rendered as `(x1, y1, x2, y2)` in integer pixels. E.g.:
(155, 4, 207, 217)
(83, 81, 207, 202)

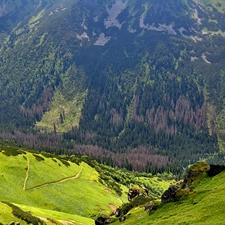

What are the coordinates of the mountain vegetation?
(1, 0, 225, 172)
(110, 162, 225, 225)
(0, 141, 174, 224)
(1, 1, 225, 223)
(1, 141, 225, 224)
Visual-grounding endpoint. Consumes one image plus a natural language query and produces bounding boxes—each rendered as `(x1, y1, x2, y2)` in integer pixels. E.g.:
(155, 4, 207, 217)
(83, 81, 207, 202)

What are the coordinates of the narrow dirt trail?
(23, 156, 30, 191)
(58, 167, 82, 183)
(26, 166, 83, 191)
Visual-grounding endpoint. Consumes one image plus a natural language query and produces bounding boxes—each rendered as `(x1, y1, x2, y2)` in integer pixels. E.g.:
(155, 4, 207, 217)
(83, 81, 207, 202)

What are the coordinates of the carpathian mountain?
(1, 0, 225, 172)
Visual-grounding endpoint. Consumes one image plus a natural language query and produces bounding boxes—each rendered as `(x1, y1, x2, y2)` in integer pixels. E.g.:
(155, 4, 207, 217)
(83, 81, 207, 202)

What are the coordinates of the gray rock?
(95, 215, 111, 225)
(161, 185, 178, 203)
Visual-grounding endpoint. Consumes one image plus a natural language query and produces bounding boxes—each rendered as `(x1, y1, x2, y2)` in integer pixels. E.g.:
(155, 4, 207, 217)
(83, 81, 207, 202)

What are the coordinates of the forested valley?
(1, 0, 225, 174)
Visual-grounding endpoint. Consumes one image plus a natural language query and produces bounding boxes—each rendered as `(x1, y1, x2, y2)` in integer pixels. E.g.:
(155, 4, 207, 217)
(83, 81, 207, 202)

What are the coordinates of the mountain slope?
(1, 0, 225, 170)
(0, 142, 173, 223)
(111, 162, 225, 225)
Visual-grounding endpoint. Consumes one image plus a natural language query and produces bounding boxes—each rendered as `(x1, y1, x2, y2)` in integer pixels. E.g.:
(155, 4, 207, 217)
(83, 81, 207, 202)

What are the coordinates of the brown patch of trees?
(71, 144, 168, 171)
(20, 87, 54, 121)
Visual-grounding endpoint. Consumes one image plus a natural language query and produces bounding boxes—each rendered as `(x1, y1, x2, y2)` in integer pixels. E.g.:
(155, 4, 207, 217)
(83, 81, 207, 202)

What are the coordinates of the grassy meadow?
(111, 164, 225, 225)
(0, 143, 173, 224)
(0, 145, 125, 223)
(1, 143, 224, 225)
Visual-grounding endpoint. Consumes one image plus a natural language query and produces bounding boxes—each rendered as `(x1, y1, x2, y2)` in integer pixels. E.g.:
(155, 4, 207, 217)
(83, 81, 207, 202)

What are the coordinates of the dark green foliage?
(119, 195, 151, 215)
(59, 158, 70, 167)
(18, 150, 26, 154)
(2, 202, 45, 225)
(1, 147, 22, 156)
(62, 27, 219, 171)
(52, 158, 57, 163)
(94, 163, 169, 198)
(80, 155, 95, 167)
(38, 152, 70, 166)
(98, 173, 122, 196)
(40, 152, 54, 159)
(33, 154, 45, 161)
(69, 155, 82, 165)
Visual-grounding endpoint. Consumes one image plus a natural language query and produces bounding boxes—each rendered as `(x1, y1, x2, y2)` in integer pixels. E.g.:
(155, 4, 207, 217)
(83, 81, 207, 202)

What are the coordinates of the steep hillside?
(0, 0, 71, 37)
(110, 162, 225, 225)
(1, 0, 225, 171)
(0, 142, 173, 224)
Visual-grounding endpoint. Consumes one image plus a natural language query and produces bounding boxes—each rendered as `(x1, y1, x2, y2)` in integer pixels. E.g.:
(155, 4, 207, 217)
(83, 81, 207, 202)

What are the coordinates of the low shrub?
(2, 202, 45, 225)
(33, 154, 45, 161)
(58, 158, 70, 167)
(2, 147, 22, 156)
(119, 195, 151, 215)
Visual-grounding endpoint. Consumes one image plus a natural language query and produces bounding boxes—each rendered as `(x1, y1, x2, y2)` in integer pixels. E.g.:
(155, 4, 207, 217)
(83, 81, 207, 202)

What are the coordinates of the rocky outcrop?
(207, 164, 225, 177)
(8, 222, 20, 225)
(182, 162, 209, 189)
(128, 188, 140, 201)
(95, 215, 111, 225)
(162, 162, 225, 204)
(161, 185, 178, 203)
(113, 208, 126, 222)
(144, 203, 153, 215)
(119, 214, 126, 222)
(128, 187, 149, 201)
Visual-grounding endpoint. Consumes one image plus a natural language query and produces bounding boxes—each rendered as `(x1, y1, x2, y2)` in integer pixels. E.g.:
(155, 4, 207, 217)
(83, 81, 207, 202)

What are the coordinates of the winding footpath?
(26, 166, 83, 191)
(23, 156, 30, 191)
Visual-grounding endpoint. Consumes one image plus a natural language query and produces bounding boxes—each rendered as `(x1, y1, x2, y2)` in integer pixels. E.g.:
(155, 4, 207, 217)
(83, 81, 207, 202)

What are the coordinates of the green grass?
(0, 143, 174, 223)
(0, 149, 126, 223)
(111, 166, 225, 225)
(36, 33, 48, 47)
(36, 89, 86, 132)
(15, 203, 94, 225)
(29, 8, 46, 29)
(0, 201, 94, 225)
(193, 0, 225, 12)
(0, 202, 25, 224)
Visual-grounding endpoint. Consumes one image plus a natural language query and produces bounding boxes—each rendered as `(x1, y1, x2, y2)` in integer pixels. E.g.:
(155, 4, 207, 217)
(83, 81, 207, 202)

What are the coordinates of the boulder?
(119, 214, 126, 222)
(8, 222, 15, 225)
(207, 164, 225, 177)
(128, 188, 140, 201)
(161, 185, 178, 203)
(114, 208, 121, 217)
(144, 203, 153, 215)
(95, 215, 111, 225)
(182, 162, 209, 189)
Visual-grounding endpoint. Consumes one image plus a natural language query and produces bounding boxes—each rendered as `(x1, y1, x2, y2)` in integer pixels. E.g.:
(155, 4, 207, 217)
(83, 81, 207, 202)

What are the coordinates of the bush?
(70, 155, 81, 165)
(2, 147, 22, 156)
(119, 195, 151, 215)
(2, 202, 45, 225)
(58, 158, 70, 167)
(52, 158, 57, 163)
(40, 152, 53, 158)
(33, 154, 45, 161)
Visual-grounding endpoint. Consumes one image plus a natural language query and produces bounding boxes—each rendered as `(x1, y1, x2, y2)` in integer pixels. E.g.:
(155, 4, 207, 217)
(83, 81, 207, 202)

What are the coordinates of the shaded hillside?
(1, 0, 225, 171)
